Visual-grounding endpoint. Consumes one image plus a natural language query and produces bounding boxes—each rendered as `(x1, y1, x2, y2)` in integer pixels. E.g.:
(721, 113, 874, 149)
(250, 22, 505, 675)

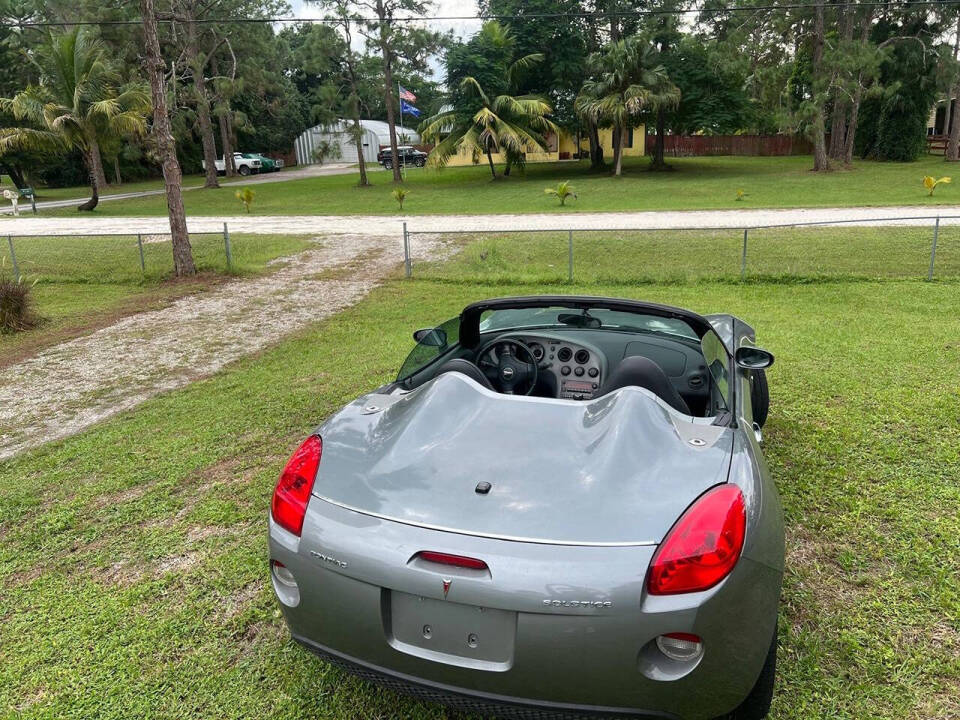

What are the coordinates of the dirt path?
(0, 234, 441, 461)
(3, 206, 960, 236)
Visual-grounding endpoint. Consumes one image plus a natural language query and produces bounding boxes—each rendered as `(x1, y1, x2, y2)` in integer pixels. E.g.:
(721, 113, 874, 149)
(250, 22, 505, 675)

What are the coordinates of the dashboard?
(509, 335, 604, 400)
(481, 329, 712, 414)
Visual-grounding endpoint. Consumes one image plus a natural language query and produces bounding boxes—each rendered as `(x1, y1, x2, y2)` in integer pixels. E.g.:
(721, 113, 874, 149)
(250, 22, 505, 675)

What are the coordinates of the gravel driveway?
(0, 233, 442, 460)
(2, 205, 960, 237)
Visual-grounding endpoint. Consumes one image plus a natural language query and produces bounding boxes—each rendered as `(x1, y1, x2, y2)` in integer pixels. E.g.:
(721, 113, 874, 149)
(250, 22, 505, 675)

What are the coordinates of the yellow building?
(580, 126, 646, 158)
(442, 125, 645, 167)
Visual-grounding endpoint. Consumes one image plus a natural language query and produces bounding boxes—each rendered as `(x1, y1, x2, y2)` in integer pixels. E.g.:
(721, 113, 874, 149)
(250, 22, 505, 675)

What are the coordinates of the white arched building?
(294, 120, 422, 165)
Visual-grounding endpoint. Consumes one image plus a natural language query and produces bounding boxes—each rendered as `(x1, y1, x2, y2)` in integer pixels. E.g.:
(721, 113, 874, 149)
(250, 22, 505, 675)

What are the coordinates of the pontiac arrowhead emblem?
(441, 578, 452, 599)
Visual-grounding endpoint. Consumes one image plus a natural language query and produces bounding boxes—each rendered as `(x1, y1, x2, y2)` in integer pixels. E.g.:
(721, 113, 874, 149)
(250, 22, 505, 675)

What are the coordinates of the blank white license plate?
(387, 591, 516, 671)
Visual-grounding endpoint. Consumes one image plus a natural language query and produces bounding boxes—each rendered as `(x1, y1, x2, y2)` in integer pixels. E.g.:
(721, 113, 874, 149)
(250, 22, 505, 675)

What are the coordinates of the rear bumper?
(295, 634, 677, 720)
(270, 500, 781, 720)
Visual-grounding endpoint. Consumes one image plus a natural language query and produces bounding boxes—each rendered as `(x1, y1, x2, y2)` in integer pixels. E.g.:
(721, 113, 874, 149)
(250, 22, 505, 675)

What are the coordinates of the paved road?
(3, 205, 960, 237)
(0, 163, 365, 215)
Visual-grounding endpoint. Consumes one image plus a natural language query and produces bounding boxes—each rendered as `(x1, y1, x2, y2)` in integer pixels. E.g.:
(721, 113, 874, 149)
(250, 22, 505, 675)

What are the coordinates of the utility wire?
(4, 0, 960, 28)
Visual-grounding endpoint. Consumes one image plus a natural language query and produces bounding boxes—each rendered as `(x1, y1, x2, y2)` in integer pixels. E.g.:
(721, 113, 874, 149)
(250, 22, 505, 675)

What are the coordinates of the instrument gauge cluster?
(518, 336, 602, 400)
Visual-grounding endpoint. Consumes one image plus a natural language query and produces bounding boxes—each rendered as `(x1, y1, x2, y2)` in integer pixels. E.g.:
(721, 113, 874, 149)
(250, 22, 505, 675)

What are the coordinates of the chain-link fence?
(403, 216, 960, 284)
(0, 224, 291, 284)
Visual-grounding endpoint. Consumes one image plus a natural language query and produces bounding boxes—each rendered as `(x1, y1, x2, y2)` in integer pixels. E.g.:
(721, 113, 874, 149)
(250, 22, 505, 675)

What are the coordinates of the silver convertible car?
(269, 296, 784, 720)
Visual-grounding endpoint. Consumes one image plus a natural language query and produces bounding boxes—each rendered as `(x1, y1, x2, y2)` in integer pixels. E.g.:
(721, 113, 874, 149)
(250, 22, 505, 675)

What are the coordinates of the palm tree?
(419, 22, 558, 180)
(0, 28, 150, 210)
(575, 37, 680, 176)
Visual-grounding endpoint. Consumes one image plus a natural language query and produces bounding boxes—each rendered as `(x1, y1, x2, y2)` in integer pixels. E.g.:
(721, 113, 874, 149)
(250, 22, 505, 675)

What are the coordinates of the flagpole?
(397, 80, 405, 180)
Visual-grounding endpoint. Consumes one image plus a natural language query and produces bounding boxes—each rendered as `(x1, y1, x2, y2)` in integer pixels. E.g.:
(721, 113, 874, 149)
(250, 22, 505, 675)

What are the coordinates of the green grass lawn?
(1, 271, 957, 718)
(1, 170, 295, 204)
(0, 234, 313, 364)
(2, 173, 197, 203)
(416, 224, 960, 283)
(35, 154, 960, 217)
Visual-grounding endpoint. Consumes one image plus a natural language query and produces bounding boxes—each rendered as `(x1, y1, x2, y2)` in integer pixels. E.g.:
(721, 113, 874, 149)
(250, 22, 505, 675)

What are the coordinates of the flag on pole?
(398, 85, 417, 102)
(400, 100, 421, 118)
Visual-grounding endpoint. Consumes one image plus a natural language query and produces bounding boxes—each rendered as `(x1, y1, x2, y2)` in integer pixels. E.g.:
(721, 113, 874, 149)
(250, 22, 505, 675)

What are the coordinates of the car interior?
(398, 306, 731, 419)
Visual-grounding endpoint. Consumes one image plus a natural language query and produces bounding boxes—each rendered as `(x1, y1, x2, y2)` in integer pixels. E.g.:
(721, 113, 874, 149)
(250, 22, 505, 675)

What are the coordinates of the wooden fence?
(646, 134, 814, 157)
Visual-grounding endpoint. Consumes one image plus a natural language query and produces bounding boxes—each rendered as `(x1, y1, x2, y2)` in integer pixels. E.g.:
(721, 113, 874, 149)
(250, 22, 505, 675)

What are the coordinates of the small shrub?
(311, 140, 341, 166)
(392, 187, 409, 211)
(923, 176, 951, 196)
(235, 187, 255, 213)
(0, 269, 41, 334)
(544, 181, 577, 206)
(735, 188, 746, 201)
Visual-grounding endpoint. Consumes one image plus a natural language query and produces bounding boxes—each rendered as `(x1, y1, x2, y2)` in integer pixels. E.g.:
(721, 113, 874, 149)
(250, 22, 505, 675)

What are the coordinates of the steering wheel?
(476, 338, 540, 395)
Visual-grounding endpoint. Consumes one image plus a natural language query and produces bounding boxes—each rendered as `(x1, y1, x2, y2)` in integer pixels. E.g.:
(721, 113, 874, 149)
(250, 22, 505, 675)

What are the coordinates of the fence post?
(137, 234, 145, 274)
(6, 235, 18, 282)
(740, 228, 749, 281)
(223, 222, 232, 271)
(403, 222, 412, 278)
(928, 216, 940, 281)
(568, 229, 573, 283)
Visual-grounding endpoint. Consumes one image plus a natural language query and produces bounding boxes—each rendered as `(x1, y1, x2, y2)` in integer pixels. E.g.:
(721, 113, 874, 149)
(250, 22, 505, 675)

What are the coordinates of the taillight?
(416, 551, 488, 570)
(271, 435, 321, 536)
(647, 484, 745, 595)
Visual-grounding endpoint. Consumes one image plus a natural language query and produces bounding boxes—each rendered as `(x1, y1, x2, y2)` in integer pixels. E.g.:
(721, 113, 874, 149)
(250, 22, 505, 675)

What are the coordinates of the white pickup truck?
(202, 152, 261, 176)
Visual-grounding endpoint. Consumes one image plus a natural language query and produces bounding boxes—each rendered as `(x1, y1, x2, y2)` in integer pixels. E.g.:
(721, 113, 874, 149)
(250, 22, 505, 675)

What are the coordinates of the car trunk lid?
(312, 373, 732, 546)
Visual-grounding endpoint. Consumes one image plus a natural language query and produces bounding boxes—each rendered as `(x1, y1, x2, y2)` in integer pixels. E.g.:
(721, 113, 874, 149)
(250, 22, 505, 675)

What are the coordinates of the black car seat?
(599, 356, 691, 414)
(435, 359, 495, 391)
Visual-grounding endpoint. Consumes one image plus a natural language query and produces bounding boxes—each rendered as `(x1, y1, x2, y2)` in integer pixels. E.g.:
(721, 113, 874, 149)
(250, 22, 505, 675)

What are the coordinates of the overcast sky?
(287, 0, 484, 52)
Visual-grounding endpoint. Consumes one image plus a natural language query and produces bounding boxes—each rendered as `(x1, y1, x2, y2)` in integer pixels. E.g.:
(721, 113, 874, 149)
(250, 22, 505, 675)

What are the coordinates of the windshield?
(479, 306, 699, 341)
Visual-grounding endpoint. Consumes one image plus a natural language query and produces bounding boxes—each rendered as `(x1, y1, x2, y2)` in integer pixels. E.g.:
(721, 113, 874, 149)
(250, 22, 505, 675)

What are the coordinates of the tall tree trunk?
(651, 109, 668, 170)
(828, 8, 854, 160)
(843, 10, 873, 166)
(944, 16, 960, 141)
(612, 123, 623, 176)
(184, 9, 220, 189)
(195, 93, 219, 188)
(77, 167, 100, 212)
(609, 0, 621, 41)
(87, 135, 108, 189)
(210, 55, 236, 177)
(588, 121, 604, 169)
(354, 133, 369, 187)
(113, 156, 122, 185)
(352, 119, 369, 187)
(828, 100, 847, 159)
(843, 82, 864, 165)
(811, 4, 830, 171)
(141, 0, 195, 276)
(218, 111, 235, 175)
(2, 163, 27, 189)
(376, 0, 402, 183)
(486, 145, 497, 179)
(947, 76, 960, 161)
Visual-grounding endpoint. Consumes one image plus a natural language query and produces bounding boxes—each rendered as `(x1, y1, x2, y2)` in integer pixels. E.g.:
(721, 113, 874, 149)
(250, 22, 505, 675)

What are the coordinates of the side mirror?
(413, 327, 447, 347)
(735, 346, 775, 370)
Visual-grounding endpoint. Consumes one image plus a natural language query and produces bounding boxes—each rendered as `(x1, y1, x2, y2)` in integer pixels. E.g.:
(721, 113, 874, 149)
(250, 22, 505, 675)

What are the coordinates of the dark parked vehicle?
(269, 295, 784, 720)
(243, 152, 284, 172)
(378, 145, 428, 169)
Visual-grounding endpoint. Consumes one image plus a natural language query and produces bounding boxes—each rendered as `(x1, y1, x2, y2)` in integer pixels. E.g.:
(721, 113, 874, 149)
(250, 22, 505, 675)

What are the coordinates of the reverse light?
(656, 632, 704, 662)
(647, 484, 746, 595)
(271, 435, 322, 536)
(416, 551, 489, 570)
(271, 560, 297, 588)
